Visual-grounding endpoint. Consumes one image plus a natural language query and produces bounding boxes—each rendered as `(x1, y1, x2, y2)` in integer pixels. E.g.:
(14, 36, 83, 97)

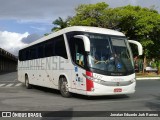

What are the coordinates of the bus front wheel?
(25, 75, 32, 89)
(59, 77, 71, 98)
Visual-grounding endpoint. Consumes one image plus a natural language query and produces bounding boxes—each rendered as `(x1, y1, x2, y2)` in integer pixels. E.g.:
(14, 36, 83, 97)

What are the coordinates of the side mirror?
(74, 35, 90, 52)
(128, 40, 143, 55)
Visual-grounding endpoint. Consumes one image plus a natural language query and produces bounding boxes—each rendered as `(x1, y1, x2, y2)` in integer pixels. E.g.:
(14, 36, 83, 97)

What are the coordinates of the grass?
(136, 72, 160, 78)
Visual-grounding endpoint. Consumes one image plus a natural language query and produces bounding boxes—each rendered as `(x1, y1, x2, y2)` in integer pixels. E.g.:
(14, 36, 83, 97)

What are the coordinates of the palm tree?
(51, 17, 70, 32)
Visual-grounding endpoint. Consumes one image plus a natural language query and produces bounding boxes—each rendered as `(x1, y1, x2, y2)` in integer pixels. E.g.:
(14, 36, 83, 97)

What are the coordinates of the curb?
(136, 77, 160, 80)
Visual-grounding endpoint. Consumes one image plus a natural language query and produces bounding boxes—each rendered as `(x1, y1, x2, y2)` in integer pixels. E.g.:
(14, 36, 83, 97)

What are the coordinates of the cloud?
(0, 31, 29, 56)
(30, 26, 46, 31)
(0, 0, 159, 23)
(0, 0, 92, 22)
(22, 34, 41, 44)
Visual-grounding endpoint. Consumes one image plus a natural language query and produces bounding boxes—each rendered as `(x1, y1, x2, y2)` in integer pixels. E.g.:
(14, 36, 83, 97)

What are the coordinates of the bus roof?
(23, 26, 125, 49)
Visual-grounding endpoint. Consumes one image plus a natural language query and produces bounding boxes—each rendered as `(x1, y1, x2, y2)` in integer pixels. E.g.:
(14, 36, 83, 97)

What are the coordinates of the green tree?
(69, 2, 110, 27)
(52, 17, 70, 32)
(113, 5, 160, 72)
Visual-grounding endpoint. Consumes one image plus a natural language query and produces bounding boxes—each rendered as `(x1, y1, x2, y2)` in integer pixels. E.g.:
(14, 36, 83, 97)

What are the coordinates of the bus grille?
(98, 80, 133, 86)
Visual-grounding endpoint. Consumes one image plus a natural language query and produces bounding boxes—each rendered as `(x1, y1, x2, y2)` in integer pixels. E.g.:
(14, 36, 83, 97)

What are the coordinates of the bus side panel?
(18, 60, 28, 83)
(44, 56, 74, 90)
(69, 66, 88, 95)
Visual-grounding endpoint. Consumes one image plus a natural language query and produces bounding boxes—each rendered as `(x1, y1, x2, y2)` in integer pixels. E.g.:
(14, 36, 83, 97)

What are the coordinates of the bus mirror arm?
(74, 35, 90, 52)
(128, 40, 143, 55)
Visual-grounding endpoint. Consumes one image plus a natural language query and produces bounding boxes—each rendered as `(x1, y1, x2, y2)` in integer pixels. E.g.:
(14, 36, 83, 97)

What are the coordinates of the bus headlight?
(82, 73, 100, 83)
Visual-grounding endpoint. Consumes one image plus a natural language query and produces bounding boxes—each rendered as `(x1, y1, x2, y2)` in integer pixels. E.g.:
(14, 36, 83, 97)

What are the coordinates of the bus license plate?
(114, 88, 122, 92)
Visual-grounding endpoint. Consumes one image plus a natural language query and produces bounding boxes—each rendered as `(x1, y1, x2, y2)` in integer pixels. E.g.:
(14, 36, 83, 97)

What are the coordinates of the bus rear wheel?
(25, 75, 32, 89)
(59, 77, 71, 98)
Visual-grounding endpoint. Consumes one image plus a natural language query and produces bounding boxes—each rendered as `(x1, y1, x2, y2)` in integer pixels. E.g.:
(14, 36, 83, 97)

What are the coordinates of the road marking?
(15, 83, 22, 87)
(0, 84, 5, 87)
(0, 81, 15, 83)
(0, 83, 23, 87)
(5, 83, 13, 87)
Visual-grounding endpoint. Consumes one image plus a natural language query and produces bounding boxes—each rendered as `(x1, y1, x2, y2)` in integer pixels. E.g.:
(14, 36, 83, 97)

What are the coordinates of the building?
(0, 48, 17, 73)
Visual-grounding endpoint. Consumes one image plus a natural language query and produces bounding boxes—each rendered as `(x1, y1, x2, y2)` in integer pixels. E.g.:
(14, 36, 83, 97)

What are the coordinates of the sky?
(0, 0, 160, 56)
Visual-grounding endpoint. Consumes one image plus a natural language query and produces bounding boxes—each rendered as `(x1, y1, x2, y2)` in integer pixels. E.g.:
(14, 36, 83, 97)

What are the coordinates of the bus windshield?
(86, 33, 134, 73)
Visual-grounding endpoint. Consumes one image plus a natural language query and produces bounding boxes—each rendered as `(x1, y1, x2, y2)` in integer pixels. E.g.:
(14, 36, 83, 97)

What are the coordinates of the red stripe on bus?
(86, 71, 94, 91)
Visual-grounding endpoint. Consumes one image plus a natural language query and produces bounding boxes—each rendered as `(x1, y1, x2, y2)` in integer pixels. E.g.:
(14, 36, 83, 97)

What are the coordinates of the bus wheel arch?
(25, 73, 32, 89)
(59, 75, 72, 98)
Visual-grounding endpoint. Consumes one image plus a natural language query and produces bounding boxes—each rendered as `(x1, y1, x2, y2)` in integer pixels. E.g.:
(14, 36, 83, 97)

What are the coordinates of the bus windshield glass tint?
(86, 33, 134, 73)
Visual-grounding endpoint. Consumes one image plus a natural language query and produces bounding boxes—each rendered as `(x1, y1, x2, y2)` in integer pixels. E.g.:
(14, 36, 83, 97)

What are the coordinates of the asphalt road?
(0, 72, 160, 120)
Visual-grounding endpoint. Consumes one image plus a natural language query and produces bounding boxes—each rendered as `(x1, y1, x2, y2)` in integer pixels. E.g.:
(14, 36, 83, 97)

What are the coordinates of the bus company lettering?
(18, 57, 72, 70)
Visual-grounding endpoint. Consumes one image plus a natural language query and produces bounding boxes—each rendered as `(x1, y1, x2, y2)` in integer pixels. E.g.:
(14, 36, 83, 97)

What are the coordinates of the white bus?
(18, 26, 143, 97)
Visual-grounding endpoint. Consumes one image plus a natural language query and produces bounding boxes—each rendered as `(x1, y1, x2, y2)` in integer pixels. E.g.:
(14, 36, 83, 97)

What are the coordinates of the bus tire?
(25, 75, 32, 89)
(59, 77, 71, 98)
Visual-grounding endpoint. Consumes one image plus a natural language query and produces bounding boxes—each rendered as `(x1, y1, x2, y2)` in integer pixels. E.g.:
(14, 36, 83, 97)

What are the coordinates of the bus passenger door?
(73, 38, 87, 91)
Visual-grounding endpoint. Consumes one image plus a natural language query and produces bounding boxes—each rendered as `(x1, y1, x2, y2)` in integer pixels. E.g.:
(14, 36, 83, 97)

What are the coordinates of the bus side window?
(76, 53, 84, 67)
(75, 38, 85, 67)
(25, 50, 29, 60)
(54, 36, 68, 59)
(30, 48, 37, 59)
(38, 45, 44, 58)
(45, 42, 53, 57)
(18, 50, 22, 61)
